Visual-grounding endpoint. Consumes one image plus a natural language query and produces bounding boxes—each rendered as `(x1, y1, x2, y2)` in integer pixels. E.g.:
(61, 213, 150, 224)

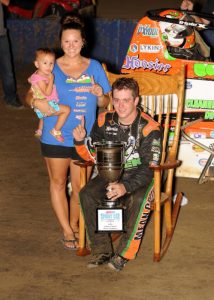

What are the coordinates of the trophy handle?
(84, 136, 96, 162)
(123, 135, 136, 163)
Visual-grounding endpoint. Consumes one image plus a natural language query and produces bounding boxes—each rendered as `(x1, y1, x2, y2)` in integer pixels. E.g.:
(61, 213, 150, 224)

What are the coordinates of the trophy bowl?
(95, 141, 124, 183)
(85, 137, 135, 232)
(94, 141, 125, 208)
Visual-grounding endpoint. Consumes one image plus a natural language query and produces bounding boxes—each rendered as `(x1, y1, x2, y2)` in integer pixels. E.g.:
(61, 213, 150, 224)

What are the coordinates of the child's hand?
(49, 73, 54, 81)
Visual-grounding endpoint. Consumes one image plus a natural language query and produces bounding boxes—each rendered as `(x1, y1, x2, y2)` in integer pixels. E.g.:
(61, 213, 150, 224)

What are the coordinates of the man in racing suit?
(73, 77, 162, 271)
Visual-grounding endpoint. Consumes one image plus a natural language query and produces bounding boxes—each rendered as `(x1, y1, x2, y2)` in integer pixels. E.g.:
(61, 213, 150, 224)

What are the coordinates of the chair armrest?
(149, 160, 181, 171)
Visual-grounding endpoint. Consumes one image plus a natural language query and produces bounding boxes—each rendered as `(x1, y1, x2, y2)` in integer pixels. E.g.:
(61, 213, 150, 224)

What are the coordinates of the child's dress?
(28, 72, 59, 119)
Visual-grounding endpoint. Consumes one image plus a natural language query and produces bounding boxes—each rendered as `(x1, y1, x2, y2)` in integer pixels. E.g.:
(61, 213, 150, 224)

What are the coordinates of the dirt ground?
(0, 61, 213, 300)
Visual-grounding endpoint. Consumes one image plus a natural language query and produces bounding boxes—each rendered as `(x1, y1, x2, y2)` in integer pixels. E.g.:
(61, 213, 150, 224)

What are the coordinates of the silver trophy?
(86, 136, 135, 232)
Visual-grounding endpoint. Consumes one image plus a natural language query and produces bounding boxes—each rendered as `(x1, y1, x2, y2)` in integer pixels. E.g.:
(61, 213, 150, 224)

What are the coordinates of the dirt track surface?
(0, 64, 213, 300)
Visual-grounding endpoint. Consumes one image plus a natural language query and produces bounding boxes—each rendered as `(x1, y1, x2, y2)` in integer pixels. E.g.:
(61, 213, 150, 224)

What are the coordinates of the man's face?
(112, 88, 139, 124)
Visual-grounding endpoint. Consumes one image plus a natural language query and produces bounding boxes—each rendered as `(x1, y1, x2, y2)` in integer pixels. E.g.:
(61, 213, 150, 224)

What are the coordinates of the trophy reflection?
(86, 137, 135, 232)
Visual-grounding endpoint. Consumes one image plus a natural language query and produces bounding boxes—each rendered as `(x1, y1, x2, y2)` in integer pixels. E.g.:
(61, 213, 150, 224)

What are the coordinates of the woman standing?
(27, 14, 111, 249)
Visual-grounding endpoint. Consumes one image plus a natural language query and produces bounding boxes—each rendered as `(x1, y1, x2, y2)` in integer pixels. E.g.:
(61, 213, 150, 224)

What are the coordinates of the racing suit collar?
(111, 107, 142, 127)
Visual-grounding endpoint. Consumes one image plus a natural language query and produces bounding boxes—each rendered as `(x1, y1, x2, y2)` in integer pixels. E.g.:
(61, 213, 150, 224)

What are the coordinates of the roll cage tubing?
(147, 9, 214, 30)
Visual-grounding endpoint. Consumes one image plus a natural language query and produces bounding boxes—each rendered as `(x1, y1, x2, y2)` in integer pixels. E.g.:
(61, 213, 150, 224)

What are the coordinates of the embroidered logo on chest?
(66, 74, 91, 84)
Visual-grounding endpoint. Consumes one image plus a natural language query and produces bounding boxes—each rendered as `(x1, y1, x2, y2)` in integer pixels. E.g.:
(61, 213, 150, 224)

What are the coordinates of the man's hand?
(106, 182, 127, 201)
(73, 116, 86, 141)
(180, 0, 194, 11)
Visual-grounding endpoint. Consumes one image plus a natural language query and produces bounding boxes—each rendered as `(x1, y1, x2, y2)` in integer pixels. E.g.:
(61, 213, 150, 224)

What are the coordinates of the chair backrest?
(103, 64, 185, 195)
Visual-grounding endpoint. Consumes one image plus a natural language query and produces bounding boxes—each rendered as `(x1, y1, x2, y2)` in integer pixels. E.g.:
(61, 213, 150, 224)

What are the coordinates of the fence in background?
(7, 18, 138, 72)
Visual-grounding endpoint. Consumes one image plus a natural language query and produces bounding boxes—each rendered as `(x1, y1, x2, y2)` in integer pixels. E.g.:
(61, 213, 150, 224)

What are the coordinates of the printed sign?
(96, 208, 124, 232)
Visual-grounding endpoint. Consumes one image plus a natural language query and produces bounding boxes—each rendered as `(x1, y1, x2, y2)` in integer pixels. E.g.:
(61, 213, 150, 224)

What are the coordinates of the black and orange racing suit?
(75, 108, 162, 260)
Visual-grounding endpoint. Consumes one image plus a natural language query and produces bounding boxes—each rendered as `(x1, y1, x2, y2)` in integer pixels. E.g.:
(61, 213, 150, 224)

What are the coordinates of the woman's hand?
(73, 116, 86, 141)
(90, 76, 110, 108)
(106, 182, 127, 201)
(90, 76, 103, 97)
(32, 98, 56, 116)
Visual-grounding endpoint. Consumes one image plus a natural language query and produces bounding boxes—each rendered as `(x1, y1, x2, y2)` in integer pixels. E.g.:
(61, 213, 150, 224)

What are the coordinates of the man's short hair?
(112, 77, 139, 99)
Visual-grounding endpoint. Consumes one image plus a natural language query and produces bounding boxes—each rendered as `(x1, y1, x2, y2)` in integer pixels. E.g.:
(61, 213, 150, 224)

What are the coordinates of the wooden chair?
(103, 63, 185, 261)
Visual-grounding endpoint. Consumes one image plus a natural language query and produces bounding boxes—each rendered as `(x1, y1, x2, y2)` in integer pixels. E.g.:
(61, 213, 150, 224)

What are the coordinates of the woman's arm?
(25, 88, 52, 114)
(25, 89, 41, 108)
(97, 94, 110, 108)
(25, 89, 34, 107)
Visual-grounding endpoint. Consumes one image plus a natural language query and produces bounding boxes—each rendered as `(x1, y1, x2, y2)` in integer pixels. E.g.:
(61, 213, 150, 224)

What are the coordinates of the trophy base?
(101, 199, 119, 208)
(96, 206, 124, 233)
